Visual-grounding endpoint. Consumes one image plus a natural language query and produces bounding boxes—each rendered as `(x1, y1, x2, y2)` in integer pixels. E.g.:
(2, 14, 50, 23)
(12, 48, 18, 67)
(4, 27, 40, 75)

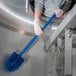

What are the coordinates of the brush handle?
(19, 5, 64, 56)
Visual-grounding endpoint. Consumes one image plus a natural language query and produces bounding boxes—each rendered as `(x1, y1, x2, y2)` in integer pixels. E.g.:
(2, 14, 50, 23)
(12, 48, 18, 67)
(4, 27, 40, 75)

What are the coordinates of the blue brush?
(4, 5, 64, 72)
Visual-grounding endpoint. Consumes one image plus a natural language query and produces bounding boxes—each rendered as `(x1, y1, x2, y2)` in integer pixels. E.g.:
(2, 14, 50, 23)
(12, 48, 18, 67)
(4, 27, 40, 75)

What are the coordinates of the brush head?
(4, 52, 24, 72)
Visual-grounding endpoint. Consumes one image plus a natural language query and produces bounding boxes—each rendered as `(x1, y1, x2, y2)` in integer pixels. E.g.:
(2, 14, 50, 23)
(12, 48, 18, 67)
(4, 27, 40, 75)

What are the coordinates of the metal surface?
(46, 5, 76, 50)
(0, 26, 47, 76)
(0, 0, 34, 36)
(72, 48, 76, 76)
(64, 29, 72, 76)
(25, 0, 29, 12)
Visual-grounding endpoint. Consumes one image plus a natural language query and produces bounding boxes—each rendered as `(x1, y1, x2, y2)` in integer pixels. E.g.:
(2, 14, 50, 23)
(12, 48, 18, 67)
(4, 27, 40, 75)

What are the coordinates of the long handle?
(19, 5, 64, 57)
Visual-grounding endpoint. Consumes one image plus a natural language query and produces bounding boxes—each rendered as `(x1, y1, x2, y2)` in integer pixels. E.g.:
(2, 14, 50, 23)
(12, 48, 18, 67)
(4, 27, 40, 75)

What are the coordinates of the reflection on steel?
(0, 1, 34, 36)
(0, 2, 33, 24)
(25, 0, 29, 12)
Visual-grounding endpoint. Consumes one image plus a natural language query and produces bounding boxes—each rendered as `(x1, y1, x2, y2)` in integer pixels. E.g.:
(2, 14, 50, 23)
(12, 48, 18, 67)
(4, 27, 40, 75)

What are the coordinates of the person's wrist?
(55, 9, 64, 17)
(34, 18, 40, 22)
(34, 19, 40, 25)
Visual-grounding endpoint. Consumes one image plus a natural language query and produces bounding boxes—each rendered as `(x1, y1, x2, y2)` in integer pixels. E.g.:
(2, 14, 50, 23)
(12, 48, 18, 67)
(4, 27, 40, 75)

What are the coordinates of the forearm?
(34, 10, 43, 36)
(35, 0, 44, 19)
(35, 10, 42, 20)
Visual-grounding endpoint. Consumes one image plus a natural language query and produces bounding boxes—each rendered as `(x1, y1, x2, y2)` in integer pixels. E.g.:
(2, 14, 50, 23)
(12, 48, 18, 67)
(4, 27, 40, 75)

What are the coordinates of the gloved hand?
(34, 19, 43, 36)
(55, 8, 64, 17)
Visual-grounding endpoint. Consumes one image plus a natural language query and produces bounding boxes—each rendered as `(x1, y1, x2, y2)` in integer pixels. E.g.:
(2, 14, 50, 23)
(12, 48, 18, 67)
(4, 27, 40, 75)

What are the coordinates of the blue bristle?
(4, 52, 24, 72)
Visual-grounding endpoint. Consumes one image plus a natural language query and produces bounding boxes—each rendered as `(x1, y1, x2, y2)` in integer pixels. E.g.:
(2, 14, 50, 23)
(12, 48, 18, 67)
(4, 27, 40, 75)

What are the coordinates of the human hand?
(34, 19, 43, 36)
(55, 8, 64, 17)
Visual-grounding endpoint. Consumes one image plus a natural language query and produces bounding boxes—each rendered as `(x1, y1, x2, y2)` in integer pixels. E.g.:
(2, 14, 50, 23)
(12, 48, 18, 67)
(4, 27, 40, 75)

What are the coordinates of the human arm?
(55, 0, 72, 17)
(34, 0, 44, 35)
